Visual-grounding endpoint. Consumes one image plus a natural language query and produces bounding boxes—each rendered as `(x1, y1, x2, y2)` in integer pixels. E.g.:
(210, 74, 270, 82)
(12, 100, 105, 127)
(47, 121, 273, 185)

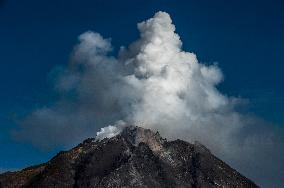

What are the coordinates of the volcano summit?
(0, 126, 258, 188)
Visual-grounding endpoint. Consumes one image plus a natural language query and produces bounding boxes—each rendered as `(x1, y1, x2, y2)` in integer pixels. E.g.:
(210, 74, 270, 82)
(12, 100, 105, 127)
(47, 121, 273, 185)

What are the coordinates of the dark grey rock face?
(0, 126, 259, 188)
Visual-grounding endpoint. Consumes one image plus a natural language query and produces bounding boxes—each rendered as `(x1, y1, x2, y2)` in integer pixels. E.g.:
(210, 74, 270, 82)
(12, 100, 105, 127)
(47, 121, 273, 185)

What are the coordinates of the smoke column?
(15, 12, 284, 187)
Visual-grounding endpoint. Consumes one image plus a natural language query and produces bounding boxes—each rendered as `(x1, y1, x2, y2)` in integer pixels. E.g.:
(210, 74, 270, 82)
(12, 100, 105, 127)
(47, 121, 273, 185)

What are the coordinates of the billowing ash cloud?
(14, 12, 284, 187)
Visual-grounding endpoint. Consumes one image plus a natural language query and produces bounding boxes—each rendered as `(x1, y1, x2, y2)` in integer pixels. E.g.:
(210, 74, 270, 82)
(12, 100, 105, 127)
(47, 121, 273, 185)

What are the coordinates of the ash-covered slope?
(0, 126, 258, 188)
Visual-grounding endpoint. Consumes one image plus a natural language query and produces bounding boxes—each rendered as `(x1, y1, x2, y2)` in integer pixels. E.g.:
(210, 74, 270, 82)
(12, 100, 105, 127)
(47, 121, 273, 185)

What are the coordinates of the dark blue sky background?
(0, 0, 284, 172)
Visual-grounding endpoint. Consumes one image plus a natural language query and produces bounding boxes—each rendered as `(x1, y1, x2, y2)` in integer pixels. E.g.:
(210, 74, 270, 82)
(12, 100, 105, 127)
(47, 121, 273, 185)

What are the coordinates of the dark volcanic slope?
(0, 126, 258, 188)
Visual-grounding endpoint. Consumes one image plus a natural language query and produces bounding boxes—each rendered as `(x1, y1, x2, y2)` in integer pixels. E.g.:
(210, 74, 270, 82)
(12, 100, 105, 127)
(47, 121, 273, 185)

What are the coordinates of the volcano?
(0, 126, 258, 188)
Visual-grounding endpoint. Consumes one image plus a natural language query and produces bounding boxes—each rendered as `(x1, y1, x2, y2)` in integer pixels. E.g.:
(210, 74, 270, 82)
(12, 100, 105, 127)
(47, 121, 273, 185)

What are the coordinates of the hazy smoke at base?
(14, 12, 284, 187)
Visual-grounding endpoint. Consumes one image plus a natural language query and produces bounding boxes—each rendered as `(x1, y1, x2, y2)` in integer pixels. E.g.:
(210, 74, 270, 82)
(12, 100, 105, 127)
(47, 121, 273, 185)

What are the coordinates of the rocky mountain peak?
(120, 126, 165, 152)
(0, 126, 259, 188)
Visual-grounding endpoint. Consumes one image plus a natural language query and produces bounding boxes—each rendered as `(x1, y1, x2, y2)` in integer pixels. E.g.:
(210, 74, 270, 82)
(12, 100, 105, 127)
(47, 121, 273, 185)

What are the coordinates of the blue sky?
(0, 0, 284, 179)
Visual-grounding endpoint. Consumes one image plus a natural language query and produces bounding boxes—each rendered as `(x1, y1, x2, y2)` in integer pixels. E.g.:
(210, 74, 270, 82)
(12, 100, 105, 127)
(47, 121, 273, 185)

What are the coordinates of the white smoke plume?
(14, 12, 284, 187)
(95, 125, 121, 141)
(95, 120, 126, 141)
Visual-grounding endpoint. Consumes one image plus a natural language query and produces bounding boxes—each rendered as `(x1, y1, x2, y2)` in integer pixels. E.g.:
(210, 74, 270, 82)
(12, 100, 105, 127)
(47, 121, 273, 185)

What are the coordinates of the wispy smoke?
(14, 12, 284, 187)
